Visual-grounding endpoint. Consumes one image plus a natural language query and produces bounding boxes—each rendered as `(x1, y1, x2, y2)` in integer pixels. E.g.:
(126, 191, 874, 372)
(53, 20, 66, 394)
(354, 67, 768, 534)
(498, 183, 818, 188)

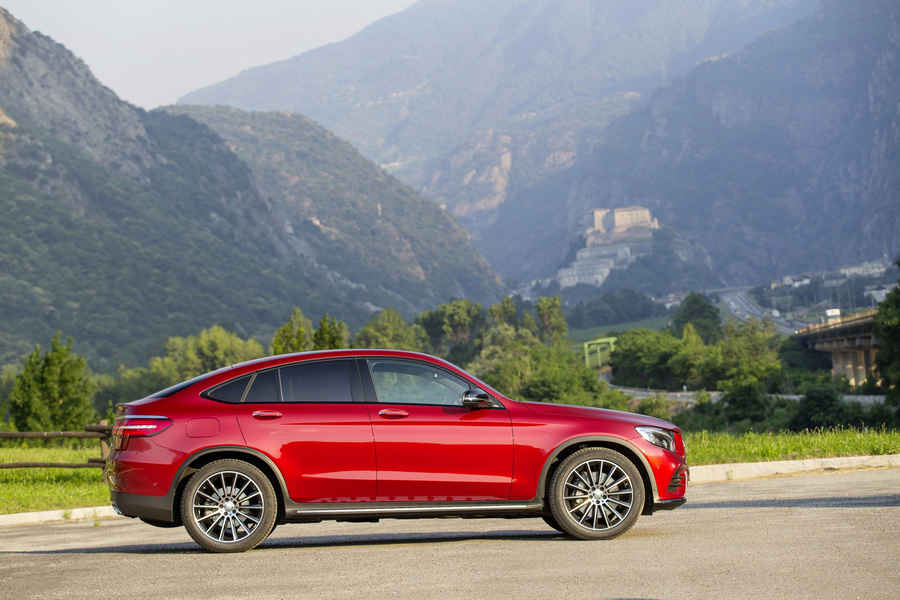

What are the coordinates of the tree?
(875, 260, 900, 411)
(535, 296, 568, 345)
(271, 307, 314, 354)
(8, 334, 95, 432)
(610, 329, 682, 389)
(352, 308, 427, 351)
(150, 325, 265, 385)
(416, 299, 485, 363)
(0, 364, 17, 425)
(671, 292, 722, 344)
(716, 318, 781, 393)
(312, 314, 350, 350)
(488, 297, 519, 328)
(667, 323, 716, 390)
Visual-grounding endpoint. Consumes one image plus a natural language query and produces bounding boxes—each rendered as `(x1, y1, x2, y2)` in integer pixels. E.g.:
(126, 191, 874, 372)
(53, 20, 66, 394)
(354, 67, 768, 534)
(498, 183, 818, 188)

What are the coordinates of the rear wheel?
(541, 511, 565, 533)
(548, 447, 644, 540)
(181, 459, 277, 552)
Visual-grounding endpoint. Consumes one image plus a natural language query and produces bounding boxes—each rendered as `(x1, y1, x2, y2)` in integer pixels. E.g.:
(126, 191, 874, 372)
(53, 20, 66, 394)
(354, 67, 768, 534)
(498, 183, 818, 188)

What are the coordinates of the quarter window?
(367, 360, 469, 406)
(243, 370, 280, 403)
(279, 361, 354, 403)
(205, 374, 251, 403)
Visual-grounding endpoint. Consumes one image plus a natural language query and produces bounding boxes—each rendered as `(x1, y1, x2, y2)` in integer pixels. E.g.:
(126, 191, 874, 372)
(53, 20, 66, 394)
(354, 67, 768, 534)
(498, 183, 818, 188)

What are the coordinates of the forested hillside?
(0, 8, 501, 371)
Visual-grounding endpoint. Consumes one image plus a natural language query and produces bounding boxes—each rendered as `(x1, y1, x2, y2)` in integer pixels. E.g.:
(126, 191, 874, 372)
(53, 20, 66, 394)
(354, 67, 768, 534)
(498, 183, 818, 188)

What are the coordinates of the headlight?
(635, 426, 676, 452)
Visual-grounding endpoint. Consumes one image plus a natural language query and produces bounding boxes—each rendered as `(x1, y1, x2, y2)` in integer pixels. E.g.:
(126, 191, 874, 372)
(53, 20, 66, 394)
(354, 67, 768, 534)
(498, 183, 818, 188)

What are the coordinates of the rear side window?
(280, 361, 354, 403)
(244, 370, 280, 403)
(205, 375, 251, 403)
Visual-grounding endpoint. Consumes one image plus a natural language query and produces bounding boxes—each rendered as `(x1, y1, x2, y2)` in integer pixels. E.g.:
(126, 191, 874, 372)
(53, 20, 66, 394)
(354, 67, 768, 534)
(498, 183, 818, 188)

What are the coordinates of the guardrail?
(0, 423, 112, 469)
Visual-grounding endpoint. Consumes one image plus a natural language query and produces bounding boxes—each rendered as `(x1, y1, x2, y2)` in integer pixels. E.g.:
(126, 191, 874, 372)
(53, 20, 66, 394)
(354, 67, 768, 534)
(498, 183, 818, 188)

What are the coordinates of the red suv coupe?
(108, 350, 687, 552)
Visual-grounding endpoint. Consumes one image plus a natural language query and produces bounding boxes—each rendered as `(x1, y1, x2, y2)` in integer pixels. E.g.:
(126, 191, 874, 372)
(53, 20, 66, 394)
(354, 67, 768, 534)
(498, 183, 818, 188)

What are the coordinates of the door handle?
(378, 408, 408, 419)
(251, 410, 282, 420)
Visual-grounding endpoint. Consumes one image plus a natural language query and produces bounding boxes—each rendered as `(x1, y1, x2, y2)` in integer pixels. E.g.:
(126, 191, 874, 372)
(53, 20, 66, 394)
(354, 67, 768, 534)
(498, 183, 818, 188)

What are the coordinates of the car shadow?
(4, 528, 562, 555)
(684, 494, 900, 510)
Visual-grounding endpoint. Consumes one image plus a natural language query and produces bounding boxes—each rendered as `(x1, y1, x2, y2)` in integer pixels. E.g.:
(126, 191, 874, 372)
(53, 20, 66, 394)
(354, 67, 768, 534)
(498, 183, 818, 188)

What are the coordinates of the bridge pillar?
(852, 350, 867, 388)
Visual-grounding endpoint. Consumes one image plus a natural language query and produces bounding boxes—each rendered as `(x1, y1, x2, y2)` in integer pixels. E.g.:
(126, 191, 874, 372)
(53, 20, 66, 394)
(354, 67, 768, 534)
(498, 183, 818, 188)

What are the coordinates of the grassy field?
(685, 428, 900, 465)
(569, 316, 670, 345)
(0, 447, 108, 514)
(1, 429, 899, 514)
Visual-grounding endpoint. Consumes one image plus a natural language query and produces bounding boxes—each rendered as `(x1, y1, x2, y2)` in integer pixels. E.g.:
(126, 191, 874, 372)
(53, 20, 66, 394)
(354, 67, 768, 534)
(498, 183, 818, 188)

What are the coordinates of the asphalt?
(1, 467, 898, 599)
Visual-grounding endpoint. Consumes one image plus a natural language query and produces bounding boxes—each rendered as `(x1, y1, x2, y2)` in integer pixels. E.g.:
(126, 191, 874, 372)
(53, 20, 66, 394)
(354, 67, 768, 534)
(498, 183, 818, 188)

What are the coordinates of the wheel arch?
(168, 446, 289, 525)
(537, 436, 659, 516)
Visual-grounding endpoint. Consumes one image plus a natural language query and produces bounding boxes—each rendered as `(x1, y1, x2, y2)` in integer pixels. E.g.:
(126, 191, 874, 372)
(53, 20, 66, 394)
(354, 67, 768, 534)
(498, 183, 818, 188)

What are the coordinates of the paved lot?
(1, 468, 898, 600)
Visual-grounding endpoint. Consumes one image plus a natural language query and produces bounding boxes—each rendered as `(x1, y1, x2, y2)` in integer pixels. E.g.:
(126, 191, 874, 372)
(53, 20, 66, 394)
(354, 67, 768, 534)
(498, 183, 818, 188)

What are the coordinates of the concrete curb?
(690, 453, 900, 483)
(1, 455, 898, 527)
(0, 505, 120, 527)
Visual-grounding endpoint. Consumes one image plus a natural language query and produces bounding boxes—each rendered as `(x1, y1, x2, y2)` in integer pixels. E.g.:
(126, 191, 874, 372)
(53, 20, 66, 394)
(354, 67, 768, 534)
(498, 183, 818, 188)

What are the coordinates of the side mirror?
(461, 389, 492, 409)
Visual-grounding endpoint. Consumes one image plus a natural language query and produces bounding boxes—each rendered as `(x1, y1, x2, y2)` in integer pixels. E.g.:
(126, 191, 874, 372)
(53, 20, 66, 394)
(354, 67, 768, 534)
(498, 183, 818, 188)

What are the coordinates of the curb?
(1, 455, 899, 527)
(0, 505, 120, 527)
(690, 453, 900, 483)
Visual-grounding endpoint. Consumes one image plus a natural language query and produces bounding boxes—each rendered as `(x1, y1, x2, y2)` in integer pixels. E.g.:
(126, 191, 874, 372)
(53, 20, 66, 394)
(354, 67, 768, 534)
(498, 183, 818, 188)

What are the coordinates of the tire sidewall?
(181, 459, 278, 553)
(548, 447, 645, 540)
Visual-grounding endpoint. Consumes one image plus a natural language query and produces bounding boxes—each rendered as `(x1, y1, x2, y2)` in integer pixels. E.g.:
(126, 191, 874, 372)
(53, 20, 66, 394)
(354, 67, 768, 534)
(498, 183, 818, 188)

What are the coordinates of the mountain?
(180, 0, 818, 249)
(0, 8, 501, 371)
(485, 0, 900, 284)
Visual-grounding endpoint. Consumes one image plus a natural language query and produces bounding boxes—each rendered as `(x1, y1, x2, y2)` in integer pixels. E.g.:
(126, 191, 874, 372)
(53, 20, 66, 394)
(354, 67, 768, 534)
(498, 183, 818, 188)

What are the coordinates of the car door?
(234, 359, 376, 503)
(363, 358, 514, 502)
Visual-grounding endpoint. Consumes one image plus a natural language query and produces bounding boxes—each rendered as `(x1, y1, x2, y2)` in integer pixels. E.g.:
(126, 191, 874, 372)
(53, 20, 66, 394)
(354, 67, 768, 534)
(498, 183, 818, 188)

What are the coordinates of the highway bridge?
(794, 308, 879, 386)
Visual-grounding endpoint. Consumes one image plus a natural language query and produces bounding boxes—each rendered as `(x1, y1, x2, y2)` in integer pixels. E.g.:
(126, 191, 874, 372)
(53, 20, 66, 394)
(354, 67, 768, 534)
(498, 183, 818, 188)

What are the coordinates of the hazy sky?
(2, 1, 415, 108)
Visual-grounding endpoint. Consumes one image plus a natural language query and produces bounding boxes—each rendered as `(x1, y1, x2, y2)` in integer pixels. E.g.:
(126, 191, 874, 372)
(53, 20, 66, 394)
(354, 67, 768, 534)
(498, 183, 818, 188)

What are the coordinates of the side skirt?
(284, 501, 543, 523)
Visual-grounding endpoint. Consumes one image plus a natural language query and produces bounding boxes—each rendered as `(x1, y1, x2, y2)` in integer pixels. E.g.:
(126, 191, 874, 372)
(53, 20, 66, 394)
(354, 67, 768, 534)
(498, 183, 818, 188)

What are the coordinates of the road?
(719, 289, 802, 333)
(1, 468, 898, 599)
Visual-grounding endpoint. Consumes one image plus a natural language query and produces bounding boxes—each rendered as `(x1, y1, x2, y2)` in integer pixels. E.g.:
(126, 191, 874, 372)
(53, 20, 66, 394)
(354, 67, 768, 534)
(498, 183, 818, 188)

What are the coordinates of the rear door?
(364, 358, 514, 501)
(234, 359, 376, 503)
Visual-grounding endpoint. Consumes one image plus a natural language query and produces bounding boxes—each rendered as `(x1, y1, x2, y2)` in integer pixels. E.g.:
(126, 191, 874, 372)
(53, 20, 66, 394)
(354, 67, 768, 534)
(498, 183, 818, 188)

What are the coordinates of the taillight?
(113, 415, 172, 437)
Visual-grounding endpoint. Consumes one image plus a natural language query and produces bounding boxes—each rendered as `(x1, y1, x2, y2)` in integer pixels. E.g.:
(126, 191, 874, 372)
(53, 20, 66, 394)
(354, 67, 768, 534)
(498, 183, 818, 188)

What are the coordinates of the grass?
(569, 316, 670, 345)
(685, 428, 900, 465)
(1, 429, 898, 513)
(0, 447, 108, 514)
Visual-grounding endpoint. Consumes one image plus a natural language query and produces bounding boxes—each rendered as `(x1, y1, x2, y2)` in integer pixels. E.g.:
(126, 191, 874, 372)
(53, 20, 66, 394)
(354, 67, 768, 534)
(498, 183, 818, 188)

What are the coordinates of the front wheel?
(548, 447, 644, 540)
(181, 459, 278, 552)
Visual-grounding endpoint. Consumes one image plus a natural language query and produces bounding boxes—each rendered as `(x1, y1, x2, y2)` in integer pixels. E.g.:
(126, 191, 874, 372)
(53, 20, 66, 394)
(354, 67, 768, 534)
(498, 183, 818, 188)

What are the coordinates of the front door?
(364, 359, 514, 502)
(235, 359, 376, 503)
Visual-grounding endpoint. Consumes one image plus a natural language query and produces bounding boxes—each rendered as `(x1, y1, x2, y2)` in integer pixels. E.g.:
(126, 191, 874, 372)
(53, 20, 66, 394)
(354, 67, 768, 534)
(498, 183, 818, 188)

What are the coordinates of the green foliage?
(716, 319, 781, 393)
(312, 314, 350, 350)
(148, 325, 265, 386)
(352, 309, 428, 351)
(534, 296, 568, 346)
(416, 299, 486, 365)
(271, 307, 314, 355)
(609, 329, 683, 389)
(565, 289, 667, 330)
(488, 297, 519, 328)
(875, 260, 900, 410)
(670, 292, 722, 344)
(0, 364, 17, 423)
(636, 394, 675, 420)
(8, 334, 95, 432)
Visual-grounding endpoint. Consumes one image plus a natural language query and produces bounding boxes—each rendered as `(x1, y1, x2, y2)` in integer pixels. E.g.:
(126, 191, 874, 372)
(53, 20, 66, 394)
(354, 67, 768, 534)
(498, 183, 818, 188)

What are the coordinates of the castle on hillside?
(557, 206, 659, 288)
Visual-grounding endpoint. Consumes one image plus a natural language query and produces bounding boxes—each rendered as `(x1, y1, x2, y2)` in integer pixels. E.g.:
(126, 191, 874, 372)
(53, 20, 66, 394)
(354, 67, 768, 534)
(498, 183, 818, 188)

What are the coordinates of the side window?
(243, 370, 280, 403)
(279, 361, 354, 403)
(205, 374, 251, 403)
(367, 360, 469, 406)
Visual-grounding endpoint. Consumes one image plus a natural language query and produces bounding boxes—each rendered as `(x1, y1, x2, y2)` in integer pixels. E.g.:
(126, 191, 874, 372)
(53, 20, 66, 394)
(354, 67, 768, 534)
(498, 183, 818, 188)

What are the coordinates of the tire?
(541, 511, 565, 533)
(548, 447, 644, 540)
(181, 459, 278, 553)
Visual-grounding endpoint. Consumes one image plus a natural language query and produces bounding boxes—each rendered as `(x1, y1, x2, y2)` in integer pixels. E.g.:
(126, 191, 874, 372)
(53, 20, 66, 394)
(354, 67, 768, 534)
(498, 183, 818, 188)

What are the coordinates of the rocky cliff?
(480, 0, 900, 285)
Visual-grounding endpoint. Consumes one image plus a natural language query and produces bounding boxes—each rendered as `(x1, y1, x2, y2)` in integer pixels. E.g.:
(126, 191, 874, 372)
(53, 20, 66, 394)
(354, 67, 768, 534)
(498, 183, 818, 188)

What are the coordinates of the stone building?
(557, 206, 660, 288)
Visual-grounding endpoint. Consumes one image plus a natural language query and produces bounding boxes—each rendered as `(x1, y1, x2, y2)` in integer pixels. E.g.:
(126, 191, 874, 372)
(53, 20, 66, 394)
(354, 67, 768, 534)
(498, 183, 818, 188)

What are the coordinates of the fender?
(165, 445, 292, 517)
(534, 435, 660, 503)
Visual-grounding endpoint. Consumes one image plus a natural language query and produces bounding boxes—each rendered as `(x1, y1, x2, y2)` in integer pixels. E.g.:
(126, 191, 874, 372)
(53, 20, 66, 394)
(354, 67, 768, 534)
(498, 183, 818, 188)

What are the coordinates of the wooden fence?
(0, 423, 112, 469)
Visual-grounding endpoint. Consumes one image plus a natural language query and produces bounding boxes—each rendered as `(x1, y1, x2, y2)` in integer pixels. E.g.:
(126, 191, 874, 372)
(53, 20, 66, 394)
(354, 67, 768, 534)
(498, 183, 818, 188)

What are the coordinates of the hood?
(516, 401, 678, 430)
